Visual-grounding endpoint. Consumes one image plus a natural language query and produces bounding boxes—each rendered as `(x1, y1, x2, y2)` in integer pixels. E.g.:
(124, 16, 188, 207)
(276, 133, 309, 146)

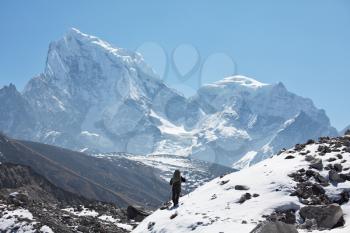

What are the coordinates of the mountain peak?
(61, 28, 113, 51)
(0, 83, 18, 95)
(211, 75, 269, 89)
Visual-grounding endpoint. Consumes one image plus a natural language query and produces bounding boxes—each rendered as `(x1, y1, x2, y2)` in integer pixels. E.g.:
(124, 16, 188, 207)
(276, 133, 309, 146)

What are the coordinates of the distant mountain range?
(0, 28, 338, 168)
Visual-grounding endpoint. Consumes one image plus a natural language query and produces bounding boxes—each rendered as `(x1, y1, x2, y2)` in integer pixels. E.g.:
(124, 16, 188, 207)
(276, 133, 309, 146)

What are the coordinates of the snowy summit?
(208, 75, 269, 89)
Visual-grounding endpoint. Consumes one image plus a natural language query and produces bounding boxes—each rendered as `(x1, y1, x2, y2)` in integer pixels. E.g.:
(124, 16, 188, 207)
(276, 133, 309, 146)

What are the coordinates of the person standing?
(169, 170, 186, 206)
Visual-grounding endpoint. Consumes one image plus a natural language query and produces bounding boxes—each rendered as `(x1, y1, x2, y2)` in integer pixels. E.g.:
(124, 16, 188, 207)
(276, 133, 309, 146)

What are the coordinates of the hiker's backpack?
(172, 170, 181, 184)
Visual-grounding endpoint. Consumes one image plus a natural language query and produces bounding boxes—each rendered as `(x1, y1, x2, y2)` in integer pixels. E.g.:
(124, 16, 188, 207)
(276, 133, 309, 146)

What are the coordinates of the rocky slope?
(0, 163, 135, 232)
(133, 133, 350, 233)
(0, 133, 169, 208)
(0, 28, 337, 167)
(0, 132, 231, 209)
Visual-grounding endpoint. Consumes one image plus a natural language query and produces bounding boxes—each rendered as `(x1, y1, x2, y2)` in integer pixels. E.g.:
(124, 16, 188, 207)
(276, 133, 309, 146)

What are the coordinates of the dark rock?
(238, 193, 251, 204)
(325, 163, 334, 170)
(305, 170, 315, 177)
(288, 172, 307, 183)
(327, 157, 337, 162)
(235, 185, 250, 191)
(294, 144, 305, 151)
(333, 190, 350, 205)
(277, 148, 287, 155)
(299, 204, 343, 229)
(127, 205, 149, 221)
(285, 155, 295, 159)
(309, 159, 323, 171)
(334, 163, 343, 172)
(147, 222, 156, 231)
(306, 139, 315, 145)
(340, 173, 350, 181)
(299, 218, 317, 230)
(293, 181, 330, 205)
(253, 193, 260, 198)
(220, 180, 229, 185)
(317, 145, 331, 154)
(170, 213, 177, 219)
(329, 170, 345, 183)
(313, 173, 329, 186)
(242, 220, 247, 224)
(319, 137, 331, 144)
(311, 184, 325, 195)
(298, 168, 305, 173)
(305, 155, 315, 162)
(250, 221, 298, 233)
(266, 209, 297, 225)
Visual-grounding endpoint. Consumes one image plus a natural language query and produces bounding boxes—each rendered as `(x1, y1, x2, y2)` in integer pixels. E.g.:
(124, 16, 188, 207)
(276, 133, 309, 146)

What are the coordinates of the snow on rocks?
(0, 205, 37, 233)
(39, 225, 54, 233)
(133, 136, 350, 233)
(62, 205, 99, 217)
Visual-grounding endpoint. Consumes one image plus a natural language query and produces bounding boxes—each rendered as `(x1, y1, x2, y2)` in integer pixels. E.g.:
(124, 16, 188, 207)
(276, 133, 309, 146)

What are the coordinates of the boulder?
(127, 205, 150, 221)
(235, 185, 250, 190)
(329, 170, 345, 183)
(313, 172, 329, 186)
(309, 159, 323, 171)
(292, 181, 330, 205)
(250, 221, 298, 233)
(306, 139, 315, 145)
(294, 144, 305, 151)
(305, 155, 315, 162)
(237, 193, 251, 204)
(334, 163, 343, 172)
(334, 190, 350, 205)
(317, 145, 331, 154)
(299, 204, 343, 229)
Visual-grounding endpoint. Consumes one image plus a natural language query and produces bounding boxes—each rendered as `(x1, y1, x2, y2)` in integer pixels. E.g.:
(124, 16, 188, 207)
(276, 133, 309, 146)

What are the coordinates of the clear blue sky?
(0, 0, 349, 130)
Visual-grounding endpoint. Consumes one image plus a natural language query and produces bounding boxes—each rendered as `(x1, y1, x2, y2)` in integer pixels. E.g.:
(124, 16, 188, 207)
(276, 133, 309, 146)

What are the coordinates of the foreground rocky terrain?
(0, 163, 136, 232)
(133, 132, 350, 232)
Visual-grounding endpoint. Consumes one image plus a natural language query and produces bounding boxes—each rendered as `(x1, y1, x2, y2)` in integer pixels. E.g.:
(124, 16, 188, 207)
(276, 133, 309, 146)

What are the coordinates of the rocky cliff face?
(0, 84, 36, 139)
(0, 28, 337, 167)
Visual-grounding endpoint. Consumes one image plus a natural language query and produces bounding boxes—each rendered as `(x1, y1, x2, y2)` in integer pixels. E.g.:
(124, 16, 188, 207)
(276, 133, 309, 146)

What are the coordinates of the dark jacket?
(170, 176, 186, 192)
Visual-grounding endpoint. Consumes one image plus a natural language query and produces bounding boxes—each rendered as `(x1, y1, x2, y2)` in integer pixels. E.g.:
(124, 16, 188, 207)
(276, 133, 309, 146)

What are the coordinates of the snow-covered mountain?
(0, 28, 337, 167)
(133, 135, 350, 233)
